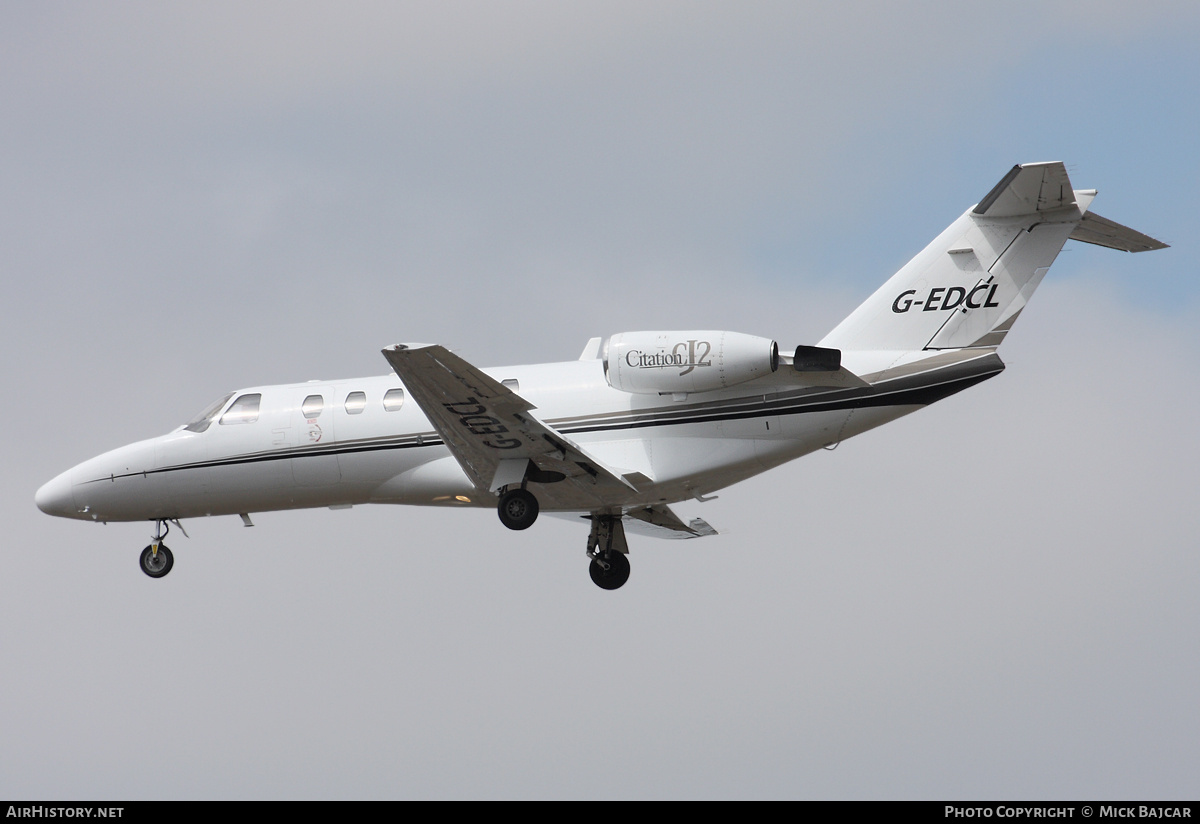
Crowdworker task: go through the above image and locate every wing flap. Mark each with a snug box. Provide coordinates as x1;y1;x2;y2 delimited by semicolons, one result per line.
549;505;718;540
623;505;718;539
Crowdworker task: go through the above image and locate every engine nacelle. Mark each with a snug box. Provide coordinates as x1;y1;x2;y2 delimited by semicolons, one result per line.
604;331;779;395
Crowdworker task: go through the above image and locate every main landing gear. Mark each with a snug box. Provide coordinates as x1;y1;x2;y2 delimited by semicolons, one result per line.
139;519;179;579
495;488;631;590
587;514;630;591
497;487;539;530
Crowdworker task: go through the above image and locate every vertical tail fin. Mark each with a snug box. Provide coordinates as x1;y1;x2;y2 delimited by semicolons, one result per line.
819;162;1166;353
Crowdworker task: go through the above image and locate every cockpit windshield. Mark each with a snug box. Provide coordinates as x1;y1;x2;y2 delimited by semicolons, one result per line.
183;392;235;433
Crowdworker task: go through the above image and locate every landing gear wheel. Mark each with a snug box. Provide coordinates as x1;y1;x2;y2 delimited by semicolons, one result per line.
497;488;539;530
589;551;630;590
140;544;174;578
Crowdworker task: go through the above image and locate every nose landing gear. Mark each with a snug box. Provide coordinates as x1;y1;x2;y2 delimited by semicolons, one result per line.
140;544;174;578
139;519;179;579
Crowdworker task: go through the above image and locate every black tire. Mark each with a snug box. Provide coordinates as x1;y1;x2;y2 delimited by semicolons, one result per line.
497;489;539;530
589;551;630;590
139;544;174;578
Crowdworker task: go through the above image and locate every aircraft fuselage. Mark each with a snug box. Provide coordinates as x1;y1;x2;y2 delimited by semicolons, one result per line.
36;352;990;524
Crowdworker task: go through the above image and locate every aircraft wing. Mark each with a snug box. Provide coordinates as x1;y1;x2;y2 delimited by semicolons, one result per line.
381;344;638;502
622;505;718;539
552;505;718;539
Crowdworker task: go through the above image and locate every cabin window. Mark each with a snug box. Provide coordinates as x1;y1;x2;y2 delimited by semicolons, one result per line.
344;392;367;415
183;392;235;433
383;388;405;412
219;393;262;425
302;394;324;419
502;379;519;391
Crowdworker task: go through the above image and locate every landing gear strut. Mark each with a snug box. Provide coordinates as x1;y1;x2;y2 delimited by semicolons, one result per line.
497;488;539;530
140;519;174;579
587;514;630;590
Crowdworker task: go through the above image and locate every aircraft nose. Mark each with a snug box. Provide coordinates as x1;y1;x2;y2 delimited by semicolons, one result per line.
35;470;76;518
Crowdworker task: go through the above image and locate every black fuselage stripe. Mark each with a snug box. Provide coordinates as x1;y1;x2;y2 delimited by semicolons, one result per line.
85;367;999;484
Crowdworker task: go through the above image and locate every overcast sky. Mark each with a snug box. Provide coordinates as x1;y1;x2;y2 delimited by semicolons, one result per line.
3;1;1198;799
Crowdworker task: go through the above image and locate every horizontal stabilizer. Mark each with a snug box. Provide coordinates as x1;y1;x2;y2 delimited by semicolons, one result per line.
973;162;1075;217
1070;211;1168;253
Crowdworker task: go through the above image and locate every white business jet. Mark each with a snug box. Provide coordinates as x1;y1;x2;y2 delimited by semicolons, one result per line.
36;162;1166;589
